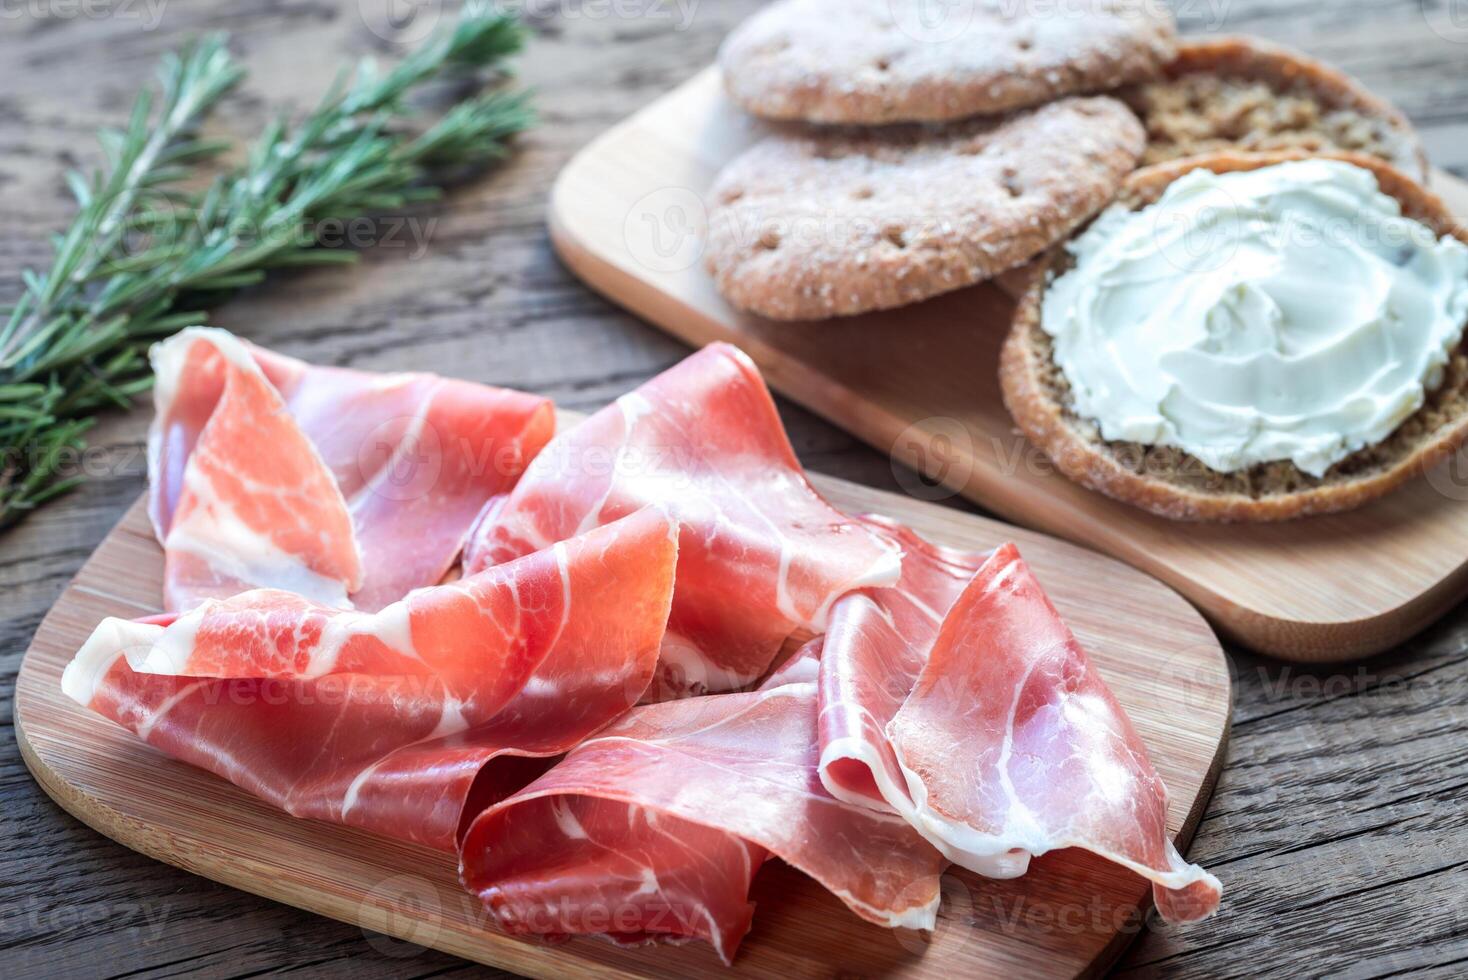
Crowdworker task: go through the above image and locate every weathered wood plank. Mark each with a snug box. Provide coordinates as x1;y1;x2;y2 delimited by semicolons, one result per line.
2;1;1466;977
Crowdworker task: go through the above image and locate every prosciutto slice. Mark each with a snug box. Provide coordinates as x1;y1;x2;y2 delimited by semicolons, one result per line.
62;508;678;850
251;344;554;611
817;516;989;815
148;329;362;611
150;328;554;612
465;343;900;695
460;662;946;965
885;544;1222;923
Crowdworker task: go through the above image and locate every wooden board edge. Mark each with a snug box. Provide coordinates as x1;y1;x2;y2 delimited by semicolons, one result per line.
1211;562;1468;663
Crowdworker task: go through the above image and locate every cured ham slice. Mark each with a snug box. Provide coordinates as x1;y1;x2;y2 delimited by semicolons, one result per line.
251;345;554;611
465;342;900;695
885;544;1222;923
149;328;554;612
63;508;678;850
817;517;989;815
460;665;946;965
148;329;362;611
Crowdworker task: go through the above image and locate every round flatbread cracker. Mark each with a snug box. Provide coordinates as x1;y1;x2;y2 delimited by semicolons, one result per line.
719;0;1177;124
704;96;1146;321
1124;35;1428;180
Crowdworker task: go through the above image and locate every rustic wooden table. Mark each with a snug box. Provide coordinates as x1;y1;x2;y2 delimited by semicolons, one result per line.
2;2;1466;977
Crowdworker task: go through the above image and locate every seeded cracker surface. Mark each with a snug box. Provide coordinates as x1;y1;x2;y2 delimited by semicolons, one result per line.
1000;152;1468;523
719;0;1178;125
706;97;1146;321
1125;36;1427;180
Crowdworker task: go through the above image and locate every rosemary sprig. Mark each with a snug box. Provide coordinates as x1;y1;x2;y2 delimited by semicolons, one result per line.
0;35;240;520
0;10;533;529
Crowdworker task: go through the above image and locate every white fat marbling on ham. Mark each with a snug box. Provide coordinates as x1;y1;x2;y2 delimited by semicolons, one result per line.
61;619;164;706
148;328;554;614
813;522;1221;919
816;516;989;815
883;544;1222;922
149;329;364;613
461;668;945;965
552;796;591;840
465;343;900;695
64;509;678;852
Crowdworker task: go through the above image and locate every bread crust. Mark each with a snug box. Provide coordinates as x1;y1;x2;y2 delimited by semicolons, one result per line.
1000;151;1468;523
719;0;1177;125
1128;35;1428;181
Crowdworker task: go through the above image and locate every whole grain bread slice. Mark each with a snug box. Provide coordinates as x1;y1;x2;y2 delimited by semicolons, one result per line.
1000;151;1468;523
1124;35;1428;181
705;96;1145;321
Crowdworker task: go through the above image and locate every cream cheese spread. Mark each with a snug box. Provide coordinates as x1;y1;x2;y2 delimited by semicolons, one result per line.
1040;159;1468;477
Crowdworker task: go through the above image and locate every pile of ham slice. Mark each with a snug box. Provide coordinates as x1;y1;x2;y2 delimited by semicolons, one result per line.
64;328;1220;964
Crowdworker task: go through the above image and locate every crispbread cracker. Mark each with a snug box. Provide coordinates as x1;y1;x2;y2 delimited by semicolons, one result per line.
1000;151;1468;523
1125;36;1428;180
719;0;1177;125
705;96;1145;321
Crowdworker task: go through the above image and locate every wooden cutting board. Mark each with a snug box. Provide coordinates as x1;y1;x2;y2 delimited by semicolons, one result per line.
549;66;1468;663
18;476;1230;979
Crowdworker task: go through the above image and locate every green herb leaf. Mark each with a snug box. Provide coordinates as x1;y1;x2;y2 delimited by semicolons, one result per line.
0;10;532;530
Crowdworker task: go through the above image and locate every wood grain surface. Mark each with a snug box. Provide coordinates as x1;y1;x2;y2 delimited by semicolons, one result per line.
548;65;1468;665
16;483;1229;979
2;2;1467;978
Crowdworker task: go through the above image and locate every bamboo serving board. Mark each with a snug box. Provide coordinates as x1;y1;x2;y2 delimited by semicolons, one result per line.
18;477;1230;979
549;67;1468;663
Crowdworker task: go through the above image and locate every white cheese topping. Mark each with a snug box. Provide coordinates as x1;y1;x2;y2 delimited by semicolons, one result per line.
1041;159;1468;477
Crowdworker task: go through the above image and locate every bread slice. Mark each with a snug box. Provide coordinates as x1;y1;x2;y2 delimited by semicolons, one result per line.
705;97;1144;321
1124;36;1428;182
1000;151;1468;523
718;0;1177;125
